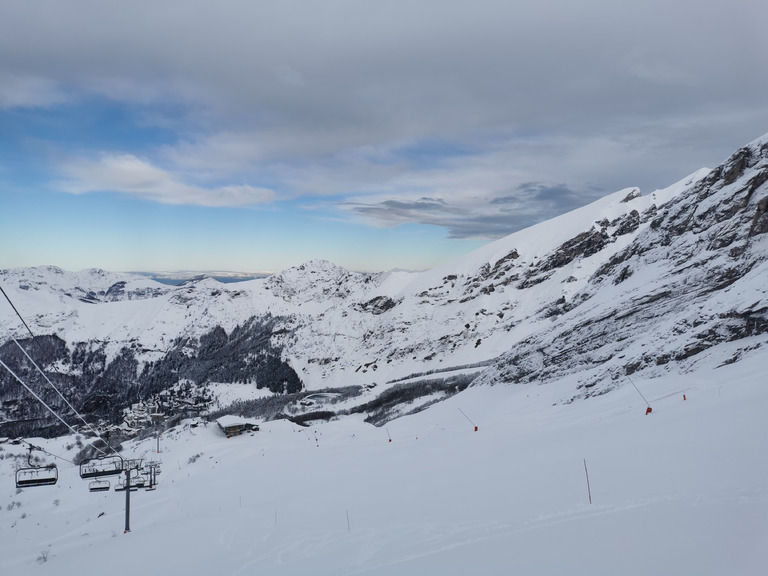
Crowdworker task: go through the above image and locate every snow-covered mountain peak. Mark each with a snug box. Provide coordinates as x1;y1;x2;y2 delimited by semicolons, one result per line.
0;266;169;305
745;130;768;150
265;259;370;304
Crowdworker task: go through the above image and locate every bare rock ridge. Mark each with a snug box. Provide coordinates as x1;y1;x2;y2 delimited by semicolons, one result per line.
479;136;768;397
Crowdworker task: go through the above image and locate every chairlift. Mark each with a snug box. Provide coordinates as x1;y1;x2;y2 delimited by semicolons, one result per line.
15;445;58;488
114;475;139;492
89;479;111;492
16;464;58;488
80;455;123;479
140;462;160;491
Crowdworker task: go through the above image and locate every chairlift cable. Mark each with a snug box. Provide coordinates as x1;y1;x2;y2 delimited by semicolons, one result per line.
21;439;75;465
0;357;83;439
0;283;39;349
8;335;111;456
2;284;141;528
1;282;116;456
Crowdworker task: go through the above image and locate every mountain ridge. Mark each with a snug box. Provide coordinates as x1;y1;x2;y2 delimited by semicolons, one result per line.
1;133;767;433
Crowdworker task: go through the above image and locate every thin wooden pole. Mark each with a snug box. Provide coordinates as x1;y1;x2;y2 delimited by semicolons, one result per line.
583;459;592;504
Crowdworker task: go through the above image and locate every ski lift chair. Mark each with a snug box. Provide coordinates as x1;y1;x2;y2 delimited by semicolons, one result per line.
79;455;123;479
89;479;111;492
114;479;139;492
15;445;58;488
16;464;58;488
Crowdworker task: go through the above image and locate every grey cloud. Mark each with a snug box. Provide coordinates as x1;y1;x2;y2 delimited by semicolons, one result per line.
2;2;766;141
1;1;768;229
347;200;548;240
494;182;589;210
348;197;458;225
444;215;545;240
377;197;449;211
344;183;601;240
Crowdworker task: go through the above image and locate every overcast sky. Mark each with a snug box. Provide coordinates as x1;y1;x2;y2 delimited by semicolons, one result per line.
1;0;767;274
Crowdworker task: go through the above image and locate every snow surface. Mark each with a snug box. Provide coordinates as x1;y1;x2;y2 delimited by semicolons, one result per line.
1;352;765;575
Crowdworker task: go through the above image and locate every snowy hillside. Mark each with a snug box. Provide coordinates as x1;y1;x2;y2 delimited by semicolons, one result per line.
0;351;765;575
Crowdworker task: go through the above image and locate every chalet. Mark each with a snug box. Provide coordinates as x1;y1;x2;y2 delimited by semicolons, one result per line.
216;415;259;438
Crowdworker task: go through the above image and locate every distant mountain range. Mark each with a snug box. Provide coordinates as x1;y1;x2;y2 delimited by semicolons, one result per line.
2;133;767;436
133;271;272;285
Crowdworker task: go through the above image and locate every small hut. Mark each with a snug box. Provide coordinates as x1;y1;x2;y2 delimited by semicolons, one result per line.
216;415;259;438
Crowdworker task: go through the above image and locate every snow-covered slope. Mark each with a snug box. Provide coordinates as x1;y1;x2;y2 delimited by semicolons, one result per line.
0;352;765;575
1;134;767;427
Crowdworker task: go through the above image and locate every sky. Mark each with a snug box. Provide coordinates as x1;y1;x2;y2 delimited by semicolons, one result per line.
1;0;767;274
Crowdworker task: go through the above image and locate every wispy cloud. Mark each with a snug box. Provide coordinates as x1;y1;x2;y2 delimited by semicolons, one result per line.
0;73;71;109
58;153;275;207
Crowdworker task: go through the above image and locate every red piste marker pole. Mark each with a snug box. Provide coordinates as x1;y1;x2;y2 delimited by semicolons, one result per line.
627;376;653;415
457;408;478;431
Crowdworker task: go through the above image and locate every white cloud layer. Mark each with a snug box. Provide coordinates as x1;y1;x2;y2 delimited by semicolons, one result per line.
59;154;274;207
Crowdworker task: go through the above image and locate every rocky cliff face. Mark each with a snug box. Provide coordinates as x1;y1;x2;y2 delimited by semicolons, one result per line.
477;136;768;397
2;135;767;433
